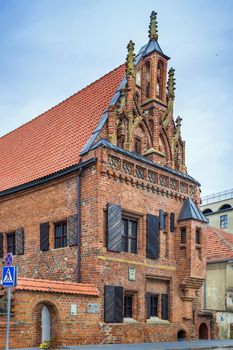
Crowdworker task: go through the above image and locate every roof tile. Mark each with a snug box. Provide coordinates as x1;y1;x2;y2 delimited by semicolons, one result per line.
15;278;99;296
206;227;233;262
0;64;125;192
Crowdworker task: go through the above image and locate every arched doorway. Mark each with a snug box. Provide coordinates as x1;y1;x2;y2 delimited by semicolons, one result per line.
177;329;186;341
199;322;209;339
41;305;51;343
32;300;60;347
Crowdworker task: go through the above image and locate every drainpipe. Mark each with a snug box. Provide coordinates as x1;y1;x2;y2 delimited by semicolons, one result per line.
77;170;82;283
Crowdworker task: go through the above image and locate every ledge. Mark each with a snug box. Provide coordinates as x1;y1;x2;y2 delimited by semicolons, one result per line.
146;317;170;324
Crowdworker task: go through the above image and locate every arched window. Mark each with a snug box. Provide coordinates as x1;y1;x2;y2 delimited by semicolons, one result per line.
156;60;164;100
136;70;141;87
145;61;151;98
219;204;231;211
202;209;213;215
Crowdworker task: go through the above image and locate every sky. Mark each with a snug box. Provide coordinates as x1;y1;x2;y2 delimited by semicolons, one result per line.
0;0;233;197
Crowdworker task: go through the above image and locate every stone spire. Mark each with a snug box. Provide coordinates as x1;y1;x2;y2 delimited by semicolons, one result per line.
167;68;176;100
148;11;158;40
126;40;135;77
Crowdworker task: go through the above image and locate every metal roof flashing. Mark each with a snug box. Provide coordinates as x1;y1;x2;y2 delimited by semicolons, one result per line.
178;197;208;223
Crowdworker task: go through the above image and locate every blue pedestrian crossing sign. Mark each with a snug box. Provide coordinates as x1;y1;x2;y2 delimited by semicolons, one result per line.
1;266;17;287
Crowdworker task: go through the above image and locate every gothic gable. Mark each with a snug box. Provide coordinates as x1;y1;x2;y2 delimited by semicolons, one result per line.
106;12;186;173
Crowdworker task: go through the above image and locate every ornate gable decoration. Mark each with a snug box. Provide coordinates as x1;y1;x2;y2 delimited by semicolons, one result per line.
107;12;186;173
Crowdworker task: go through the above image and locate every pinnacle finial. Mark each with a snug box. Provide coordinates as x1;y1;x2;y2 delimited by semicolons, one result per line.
126;40;135;77
149;11;158;40
175;116;182;137
167;68;176;100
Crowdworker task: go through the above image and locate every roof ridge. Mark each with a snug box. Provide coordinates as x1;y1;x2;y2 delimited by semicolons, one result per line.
0;63;125;140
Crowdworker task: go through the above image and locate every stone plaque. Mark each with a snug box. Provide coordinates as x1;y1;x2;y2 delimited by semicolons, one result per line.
87;303;100;314
70;303;77;316
128;267;136;281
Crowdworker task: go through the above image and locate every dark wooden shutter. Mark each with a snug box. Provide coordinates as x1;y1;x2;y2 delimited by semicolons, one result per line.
146;214;160;259
115;286;124;323
146;292;151;319
0;233;3;258
162;294;169;320
159;209;165;230
40;222;49;251
15;228;24;255
104;285;123;323
170;212;175;232
67;215;78;246
107;203;122;252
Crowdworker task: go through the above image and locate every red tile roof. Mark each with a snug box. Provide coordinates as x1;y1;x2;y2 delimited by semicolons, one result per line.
15;278;99;296
206;226;233;262
0;64;125;193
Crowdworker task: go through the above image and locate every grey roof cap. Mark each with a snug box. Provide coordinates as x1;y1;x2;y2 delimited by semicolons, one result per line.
178;197;208;223
135;39;170;64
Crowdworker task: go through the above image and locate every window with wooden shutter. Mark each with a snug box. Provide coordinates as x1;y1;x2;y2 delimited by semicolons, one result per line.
16;228;24;255
170;212;175;232
67;215;78;246
159;209;165;230
162;294;169;320
104;285;123;323
0;233;3;258
107;203;122;252
7;233;16;255
54;222;67;248
146;214;160;259
40;222;50;251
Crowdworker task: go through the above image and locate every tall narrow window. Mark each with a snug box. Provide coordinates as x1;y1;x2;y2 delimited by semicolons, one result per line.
121;218;137;254
150;294;158;317
196;228;201;245
145;61;151;98
180;227;186;244
7;232;16;255
135;137;142;154
136;70;141;87
220;215;228;229
124;295;133;318
156;60;164;100
54;221;67;248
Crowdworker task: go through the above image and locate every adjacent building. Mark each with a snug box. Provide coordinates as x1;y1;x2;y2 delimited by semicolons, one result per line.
206;227;233;338
0;12;214;348
201;189;233;233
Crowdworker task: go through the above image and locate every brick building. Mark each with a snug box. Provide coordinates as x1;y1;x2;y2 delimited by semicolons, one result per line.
0;12;214;348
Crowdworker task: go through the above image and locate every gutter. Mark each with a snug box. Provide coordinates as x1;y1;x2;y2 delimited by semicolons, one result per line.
207;259;233;264
0;157;96;198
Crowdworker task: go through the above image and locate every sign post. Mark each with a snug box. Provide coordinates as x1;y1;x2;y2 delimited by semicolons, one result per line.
1;253;17;350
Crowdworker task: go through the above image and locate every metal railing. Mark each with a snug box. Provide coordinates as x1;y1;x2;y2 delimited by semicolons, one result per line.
201;188;233;205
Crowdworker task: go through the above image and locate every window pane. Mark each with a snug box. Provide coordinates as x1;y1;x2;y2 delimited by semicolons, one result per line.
124;296;132;318
55;225;62;238
196;229;201;245
150;295;158;317
181;227;186;244
7;233;16;255
128;221;137;238
220;215;228;229
128;238;137;254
